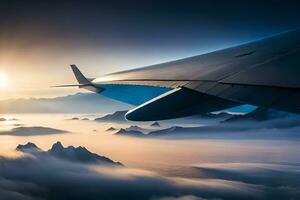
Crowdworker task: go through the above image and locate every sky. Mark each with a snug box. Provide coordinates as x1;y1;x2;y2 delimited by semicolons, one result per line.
0;0;300;100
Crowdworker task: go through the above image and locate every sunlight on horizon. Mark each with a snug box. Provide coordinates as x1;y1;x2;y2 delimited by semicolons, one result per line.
0;71;8;89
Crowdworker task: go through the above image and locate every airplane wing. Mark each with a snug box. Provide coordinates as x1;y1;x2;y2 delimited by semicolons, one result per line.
68;29;300;121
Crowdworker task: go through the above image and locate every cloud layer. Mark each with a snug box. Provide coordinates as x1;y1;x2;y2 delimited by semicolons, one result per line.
0;145;299;200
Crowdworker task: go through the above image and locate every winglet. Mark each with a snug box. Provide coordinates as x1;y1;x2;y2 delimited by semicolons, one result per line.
70;64;90;84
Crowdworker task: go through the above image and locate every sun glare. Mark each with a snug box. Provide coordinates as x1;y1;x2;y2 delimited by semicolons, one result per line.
0;72;8;89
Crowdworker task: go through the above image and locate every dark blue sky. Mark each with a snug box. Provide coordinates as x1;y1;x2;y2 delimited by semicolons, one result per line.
2;0;300;52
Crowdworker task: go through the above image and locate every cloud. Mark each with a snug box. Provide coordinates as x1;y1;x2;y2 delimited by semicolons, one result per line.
0;151;266;200
190;163;300;199
0;126;67;136
0;177;45;200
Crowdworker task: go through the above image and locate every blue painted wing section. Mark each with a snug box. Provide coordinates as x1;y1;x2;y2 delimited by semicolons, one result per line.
98;84;171;106
224;105;257;113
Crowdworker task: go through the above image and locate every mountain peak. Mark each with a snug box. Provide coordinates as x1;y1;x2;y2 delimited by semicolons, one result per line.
115;128;145;137
150;122;160;127
16;142;41;152
48;142;123;166
95;111;128;122
106;127;117;131
51;141;64;152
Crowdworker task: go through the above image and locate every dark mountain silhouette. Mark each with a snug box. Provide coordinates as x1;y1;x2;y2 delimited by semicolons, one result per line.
69;117;79;120
48;142;123;165
68;117;90;121
106;127;117;131
150;122;160;127
16;142;41;152
183;112;235;121
125;125;151;132
223;108;295;123
114;128;145;137
202;112;235;119
95;110;128;122
0;93;130;113
16;142;123;166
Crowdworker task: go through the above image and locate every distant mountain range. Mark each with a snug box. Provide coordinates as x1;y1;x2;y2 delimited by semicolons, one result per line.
0;126;67;136
112;108;300;139
95;110;236;123
0;93;130;113
17;141;123;166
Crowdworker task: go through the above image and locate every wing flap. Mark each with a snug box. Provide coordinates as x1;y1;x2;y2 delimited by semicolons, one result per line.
125;87;240;121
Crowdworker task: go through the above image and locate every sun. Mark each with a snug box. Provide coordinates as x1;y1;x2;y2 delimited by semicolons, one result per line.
0;72;8;89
